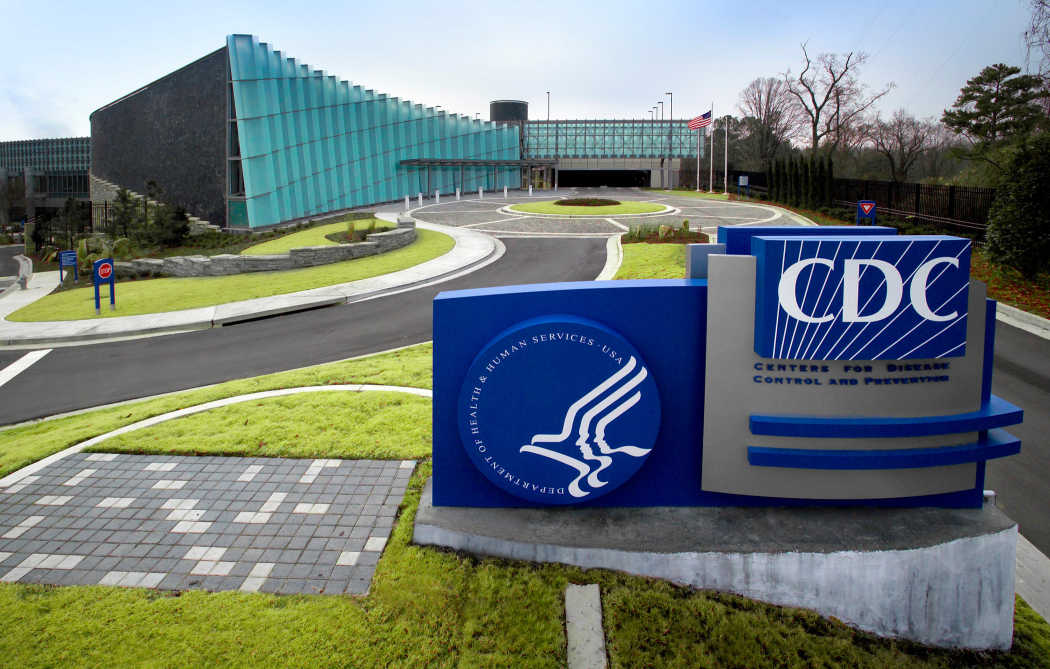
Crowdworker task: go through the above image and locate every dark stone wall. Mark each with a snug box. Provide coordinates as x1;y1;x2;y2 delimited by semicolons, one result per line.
91;47;227;225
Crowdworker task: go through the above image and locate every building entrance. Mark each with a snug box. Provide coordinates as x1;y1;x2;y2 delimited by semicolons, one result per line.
557;170;650;188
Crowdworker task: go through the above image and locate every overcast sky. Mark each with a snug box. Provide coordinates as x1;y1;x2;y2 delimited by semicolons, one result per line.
0;0;1033;141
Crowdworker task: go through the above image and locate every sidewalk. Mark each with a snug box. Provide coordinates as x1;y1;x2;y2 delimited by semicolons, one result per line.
0;221;497;347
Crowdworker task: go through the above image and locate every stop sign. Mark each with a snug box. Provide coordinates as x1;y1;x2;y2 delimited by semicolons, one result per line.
97;263;113;279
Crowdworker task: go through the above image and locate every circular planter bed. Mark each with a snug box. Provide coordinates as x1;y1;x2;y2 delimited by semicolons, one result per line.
506;199;671;217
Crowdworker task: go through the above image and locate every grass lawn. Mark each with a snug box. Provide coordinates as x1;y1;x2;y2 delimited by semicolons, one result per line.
0;343;434;478
94;391;432;461
1;342;1049;667
614;243;685;280
242;219;393;256
509;200;666;216
8;229;454;322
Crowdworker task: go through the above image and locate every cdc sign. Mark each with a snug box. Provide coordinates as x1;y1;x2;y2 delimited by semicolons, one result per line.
753;236;971;361
433;227;1021;509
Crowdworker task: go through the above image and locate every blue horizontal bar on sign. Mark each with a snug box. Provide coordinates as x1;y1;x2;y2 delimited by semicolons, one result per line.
747;429;1021;470
749;396;1022;438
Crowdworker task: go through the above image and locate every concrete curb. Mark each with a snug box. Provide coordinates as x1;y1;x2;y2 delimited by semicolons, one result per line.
0;384;432;488
0;222;496;347
0;255;32;301
595;235;623;281
996;302;1050;342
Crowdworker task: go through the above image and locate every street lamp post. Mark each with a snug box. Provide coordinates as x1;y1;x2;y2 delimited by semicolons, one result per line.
657;102;665;188
666;92;673;189
547;92;550;121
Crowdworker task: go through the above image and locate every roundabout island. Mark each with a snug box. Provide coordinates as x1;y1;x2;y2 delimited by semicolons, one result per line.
506;197;671;217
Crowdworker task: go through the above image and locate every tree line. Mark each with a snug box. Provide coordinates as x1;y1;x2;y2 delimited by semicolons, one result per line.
717;43;1046;188
713;1;1050;281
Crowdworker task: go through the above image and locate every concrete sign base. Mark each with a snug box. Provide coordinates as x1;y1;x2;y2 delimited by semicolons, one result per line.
413;478;1017;651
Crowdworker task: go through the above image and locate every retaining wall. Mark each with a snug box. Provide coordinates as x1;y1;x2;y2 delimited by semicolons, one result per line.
115;224;415;278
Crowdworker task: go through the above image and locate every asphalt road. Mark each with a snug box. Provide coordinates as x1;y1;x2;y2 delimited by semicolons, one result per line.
0;236;607;425
986;321;1050;557
0;244;23;289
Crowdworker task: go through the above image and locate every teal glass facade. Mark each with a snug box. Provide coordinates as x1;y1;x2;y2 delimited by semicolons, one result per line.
523;120;702;160
227;35;520;228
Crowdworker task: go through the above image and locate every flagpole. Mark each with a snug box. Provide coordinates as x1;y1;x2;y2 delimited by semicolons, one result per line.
723;115;728;195
695;123;701;192
708;102;714;193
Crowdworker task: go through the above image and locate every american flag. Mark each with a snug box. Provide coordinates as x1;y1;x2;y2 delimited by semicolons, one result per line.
688;111;712;129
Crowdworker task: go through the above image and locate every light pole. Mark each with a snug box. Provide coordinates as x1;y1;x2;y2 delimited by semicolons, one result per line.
666;92;673;189
658;101;663;120
547;92;550;121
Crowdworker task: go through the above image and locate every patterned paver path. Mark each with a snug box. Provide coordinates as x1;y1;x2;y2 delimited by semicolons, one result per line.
0;453;413;595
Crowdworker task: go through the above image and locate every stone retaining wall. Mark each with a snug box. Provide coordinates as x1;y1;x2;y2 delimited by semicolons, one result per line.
115;223;415;278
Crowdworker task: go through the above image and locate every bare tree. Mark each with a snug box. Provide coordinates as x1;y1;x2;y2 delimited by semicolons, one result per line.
1025;0;1050;77
783;43;894;152
918;124;962;181
870;110;933;183
735;77;805;166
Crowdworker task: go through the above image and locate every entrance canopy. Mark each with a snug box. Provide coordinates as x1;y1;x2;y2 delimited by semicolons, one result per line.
399;158;559;168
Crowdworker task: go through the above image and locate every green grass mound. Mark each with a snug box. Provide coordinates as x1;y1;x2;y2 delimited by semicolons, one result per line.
8;229;454;322
242;218;392;256
92;391;431;460
614;243;686;280
508;200;666;216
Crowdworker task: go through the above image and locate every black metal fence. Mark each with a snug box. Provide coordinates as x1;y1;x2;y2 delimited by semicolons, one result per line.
724;172;996;239
827;179;996;237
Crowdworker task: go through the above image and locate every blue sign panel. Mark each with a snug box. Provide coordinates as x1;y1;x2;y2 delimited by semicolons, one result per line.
857;200;877;224
753;236;971;361
457;315;661;504
58;250;78;283
717;225;895;256
93;258;116;314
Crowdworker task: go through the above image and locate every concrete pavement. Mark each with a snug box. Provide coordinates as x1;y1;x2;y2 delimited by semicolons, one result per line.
0;222;496;347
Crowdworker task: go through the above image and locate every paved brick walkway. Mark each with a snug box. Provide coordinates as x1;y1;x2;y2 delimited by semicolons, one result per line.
0;453;414;596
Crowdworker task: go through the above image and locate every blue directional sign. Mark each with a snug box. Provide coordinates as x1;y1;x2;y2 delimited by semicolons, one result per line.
857;200;877;225
93;258;116;314
58;250;78;284
752;235;972;361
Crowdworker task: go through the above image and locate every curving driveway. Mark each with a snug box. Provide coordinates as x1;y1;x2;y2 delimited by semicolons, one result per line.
410;186;811;237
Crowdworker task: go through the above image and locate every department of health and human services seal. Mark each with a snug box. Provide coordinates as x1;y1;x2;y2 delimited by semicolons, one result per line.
457;315;661;504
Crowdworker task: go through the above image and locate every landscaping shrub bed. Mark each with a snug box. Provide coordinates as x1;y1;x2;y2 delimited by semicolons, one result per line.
555;198;620;207
622;220;708;244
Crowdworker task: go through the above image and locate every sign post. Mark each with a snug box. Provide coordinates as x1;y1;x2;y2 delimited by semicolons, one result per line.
737;175;749;199
857;200;877;225
93;258;115;315
58;250;78;284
